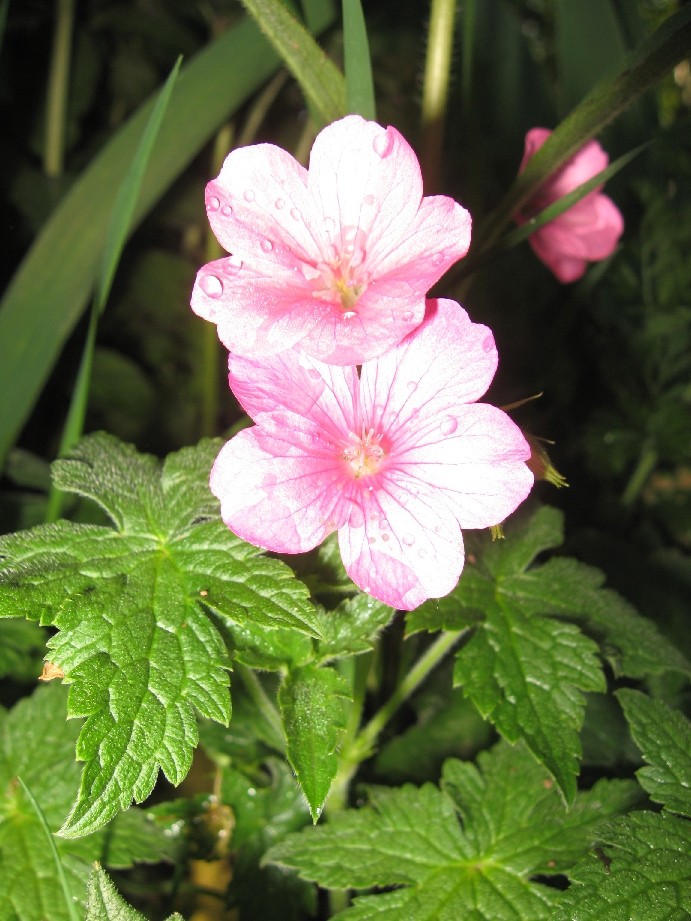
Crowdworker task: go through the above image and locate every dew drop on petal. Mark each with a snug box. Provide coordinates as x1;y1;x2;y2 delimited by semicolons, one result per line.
402;533;415;547
401;310;414;322
368;536;376;544
290;207;302;221
221;205;233;216
440;415;458;435
260;239;273;253
364;193;376;206
200;274;223;298
407;381;418;392
432;252;445;266
342;311;357;320
373;129;394;158
301;264;321;281
306;367;322;381
243;189;255;202
207;196;221;212
224;255;243;275
381;533;390;541
275;197;285;210
418;548;428;560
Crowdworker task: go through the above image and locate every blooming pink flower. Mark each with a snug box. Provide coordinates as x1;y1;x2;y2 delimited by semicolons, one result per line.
210;299;533;610
191;115;472;365
516;128;624;283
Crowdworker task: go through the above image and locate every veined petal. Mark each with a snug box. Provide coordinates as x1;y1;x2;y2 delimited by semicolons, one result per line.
338;476;464;609
307;115;422;253
397;403;533;529
210;430;349;554
360;298;498;443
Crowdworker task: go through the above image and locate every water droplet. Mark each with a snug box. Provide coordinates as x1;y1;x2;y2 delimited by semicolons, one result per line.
221;204;233;216
275;197;285;210
407;381;418;392
243;189;255;202
432;252;445;266
201;274;223;298
260;239;273;253
401;310;414;322
290;207;302;221
324;216;336;234
399;492;409;506
207;195;221;211
434;524;443;535
381;533;390;541
483;333;494;352
342;311;357;320
224;255;243;275
368;536;376;544
440;416;458;435
402;533;415;547
373;130;394;158
301;264;321;281
364;193;376;206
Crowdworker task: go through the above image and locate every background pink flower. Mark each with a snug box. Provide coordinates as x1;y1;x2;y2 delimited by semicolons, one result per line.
210;299;533;610
516;128;624;283
191;115;471;365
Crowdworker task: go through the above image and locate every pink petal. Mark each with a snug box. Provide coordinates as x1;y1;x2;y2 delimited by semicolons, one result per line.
360;298;498;443
210;430;349;554
394;403;533;529
307;115;423;255
338;476;465;610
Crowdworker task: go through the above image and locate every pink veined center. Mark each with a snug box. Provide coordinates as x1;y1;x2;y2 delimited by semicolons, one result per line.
311;226;370;316
342;427;385;478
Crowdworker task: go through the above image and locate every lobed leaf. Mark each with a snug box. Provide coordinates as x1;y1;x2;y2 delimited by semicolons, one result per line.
267;741;637;921
86;864;184;921
616;689;691;818
0;434;320;837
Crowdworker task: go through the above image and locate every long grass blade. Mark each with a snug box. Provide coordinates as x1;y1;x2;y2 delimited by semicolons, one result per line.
343;0;376;119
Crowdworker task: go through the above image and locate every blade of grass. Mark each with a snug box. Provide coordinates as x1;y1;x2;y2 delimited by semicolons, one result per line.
0;2;338;470
17;778;80;921
342;0;375;119
420;0;458;191
44;0;75;177
239;0;346;125
45;59;182;522
475;4;691;254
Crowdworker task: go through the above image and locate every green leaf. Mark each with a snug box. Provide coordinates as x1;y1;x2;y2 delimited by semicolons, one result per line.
343;0;376;119
0;434;320;837
0;685;174;921
0;618;46;680
316;594;394;660
86;864;185;921
555;811;691;921
239;0;346;125
0;5;338;468
267;741;638;921
454;599;605;803
279;665;350;820
616;689;691;817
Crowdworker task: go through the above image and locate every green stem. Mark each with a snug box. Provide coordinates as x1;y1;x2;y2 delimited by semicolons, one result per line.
44;0;75;177
622;443;658;507
420;0;457;191
235;663;285;751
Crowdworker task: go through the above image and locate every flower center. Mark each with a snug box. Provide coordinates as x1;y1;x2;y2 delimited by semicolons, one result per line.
311;226;369;314
343;427;385;478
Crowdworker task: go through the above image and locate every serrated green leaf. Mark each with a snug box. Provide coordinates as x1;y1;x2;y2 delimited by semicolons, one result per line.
617;690;691;818
0;618;46;679
86;864;185;921
501;556;691;678
316;594;394;660
267;741;638;921
0;434;320;837
240;0;346;125
279;665;350;820
454;598;605;803
0;685;173;921
555;811;691;921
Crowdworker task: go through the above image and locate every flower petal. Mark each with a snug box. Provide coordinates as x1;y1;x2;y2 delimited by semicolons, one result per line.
396;403;534;529
210;430;349;554
338;476;464;609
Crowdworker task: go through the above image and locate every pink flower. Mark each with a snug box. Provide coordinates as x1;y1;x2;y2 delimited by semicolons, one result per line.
516;128;624;283
210;299;533;610
191;115;472;365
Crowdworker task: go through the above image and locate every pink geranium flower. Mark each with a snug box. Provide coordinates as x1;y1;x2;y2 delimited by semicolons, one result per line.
516;128;624;283
210;299;533;610
191;115;472;365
